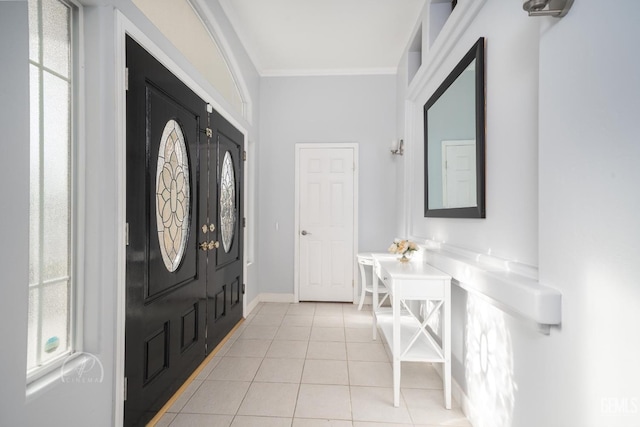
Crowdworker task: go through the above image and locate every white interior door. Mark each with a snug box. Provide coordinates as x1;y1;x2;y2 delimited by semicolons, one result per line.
297;145;355;301
442;140;477;208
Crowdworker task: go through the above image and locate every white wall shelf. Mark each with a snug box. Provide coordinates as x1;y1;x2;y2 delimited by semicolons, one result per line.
421;241;562;328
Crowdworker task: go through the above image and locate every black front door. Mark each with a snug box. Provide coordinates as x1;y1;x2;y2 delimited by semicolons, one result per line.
125;36;208;426
206;111;244;350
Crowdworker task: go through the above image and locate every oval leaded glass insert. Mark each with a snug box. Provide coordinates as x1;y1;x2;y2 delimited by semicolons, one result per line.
156;119;190;272
220;151;236;253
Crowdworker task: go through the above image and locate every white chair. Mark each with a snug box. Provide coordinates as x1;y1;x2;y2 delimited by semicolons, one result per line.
357;253;388;310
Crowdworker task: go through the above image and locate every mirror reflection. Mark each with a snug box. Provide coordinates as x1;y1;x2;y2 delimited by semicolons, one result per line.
424;38;485;218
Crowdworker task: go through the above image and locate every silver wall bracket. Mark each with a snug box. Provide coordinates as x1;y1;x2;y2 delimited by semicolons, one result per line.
523;0;574;17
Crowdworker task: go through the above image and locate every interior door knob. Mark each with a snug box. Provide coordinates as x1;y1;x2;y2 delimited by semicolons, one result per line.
301;230;311;236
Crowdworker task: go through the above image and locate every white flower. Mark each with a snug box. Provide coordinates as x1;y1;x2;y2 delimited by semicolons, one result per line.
388;239;418;255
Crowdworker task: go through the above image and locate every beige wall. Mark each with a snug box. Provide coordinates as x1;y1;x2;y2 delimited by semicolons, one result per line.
132;0;243;113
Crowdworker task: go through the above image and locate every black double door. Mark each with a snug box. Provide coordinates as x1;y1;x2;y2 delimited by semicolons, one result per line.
124;36;244;427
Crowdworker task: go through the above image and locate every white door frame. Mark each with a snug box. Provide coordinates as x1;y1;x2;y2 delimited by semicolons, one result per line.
294;142;359;304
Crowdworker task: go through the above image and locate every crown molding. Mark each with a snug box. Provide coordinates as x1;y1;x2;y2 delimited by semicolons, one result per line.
260;67;398;77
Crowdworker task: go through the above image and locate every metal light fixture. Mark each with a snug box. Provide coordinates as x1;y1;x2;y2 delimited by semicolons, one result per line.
523;0;574;17
390;139;404;156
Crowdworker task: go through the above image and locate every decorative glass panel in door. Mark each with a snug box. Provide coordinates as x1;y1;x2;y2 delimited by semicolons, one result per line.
156;119;190;272
220;151;235;253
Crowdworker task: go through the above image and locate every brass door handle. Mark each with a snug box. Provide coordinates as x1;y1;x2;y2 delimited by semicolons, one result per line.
207;240;220;250
199;242;209;251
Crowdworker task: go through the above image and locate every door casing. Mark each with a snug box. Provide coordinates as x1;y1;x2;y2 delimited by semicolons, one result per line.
294;142;359;304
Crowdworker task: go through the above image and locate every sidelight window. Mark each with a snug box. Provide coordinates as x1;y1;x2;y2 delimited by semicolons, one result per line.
27;0;80;380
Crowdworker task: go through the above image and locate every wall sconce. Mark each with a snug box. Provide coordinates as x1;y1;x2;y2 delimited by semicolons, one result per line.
523;0;573;17
390;139;404;156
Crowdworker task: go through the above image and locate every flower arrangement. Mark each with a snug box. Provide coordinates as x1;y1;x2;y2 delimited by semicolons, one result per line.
388;239;418;262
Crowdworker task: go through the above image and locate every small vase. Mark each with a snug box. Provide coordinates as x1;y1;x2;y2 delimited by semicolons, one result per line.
399;253;412;263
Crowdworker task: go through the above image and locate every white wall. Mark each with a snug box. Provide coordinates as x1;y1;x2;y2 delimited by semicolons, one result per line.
0;0;260;425
0;2;39;425
398;1;640;426
536;1;640;425
259;75;398;295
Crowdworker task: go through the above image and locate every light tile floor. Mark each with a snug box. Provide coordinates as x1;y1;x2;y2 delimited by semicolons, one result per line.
156;302;471;427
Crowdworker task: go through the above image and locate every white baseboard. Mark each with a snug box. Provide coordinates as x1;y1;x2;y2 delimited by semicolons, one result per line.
452;378;474;426
259;293;296;303
245;293;297;317
245;295;261;316
433;363;474;426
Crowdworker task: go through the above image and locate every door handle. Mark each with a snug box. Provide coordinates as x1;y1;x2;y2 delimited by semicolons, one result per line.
208;240;220;250
301;230;311;236
199;242;209;251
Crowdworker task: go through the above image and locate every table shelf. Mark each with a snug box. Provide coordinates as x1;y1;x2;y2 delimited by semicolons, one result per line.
376;310;444;362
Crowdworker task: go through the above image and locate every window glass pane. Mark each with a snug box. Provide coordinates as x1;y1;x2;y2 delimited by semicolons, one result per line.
29;64;41;285
42;0;70;77
42;72;70;281
39;281;70;364
28;0;74;376
28;0;40;62
27;288;40;371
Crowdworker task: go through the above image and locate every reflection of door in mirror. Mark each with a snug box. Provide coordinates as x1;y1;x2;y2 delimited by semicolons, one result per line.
442;140;476;208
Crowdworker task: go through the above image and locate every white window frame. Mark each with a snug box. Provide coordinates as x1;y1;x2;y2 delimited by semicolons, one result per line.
26;0;85;387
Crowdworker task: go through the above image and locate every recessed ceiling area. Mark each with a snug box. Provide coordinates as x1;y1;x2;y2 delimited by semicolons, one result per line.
216;0;427;76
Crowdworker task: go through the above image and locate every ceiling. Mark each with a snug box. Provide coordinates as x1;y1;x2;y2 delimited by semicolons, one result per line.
216;0;427;76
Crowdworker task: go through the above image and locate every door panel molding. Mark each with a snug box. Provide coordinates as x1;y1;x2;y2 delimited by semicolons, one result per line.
294;143;359;303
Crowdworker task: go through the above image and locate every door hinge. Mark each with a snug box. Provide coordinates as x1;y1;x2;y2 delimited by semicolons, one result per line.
124;377;127;401
242;217;246;228
124;67;128;91
125;223;129;246
243;150;247;161
205;128;213;138
242;283;245;294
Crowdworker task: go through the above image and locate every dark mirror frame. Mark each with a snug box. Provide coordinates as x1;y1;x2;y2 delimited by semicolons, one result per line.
423;37;485;218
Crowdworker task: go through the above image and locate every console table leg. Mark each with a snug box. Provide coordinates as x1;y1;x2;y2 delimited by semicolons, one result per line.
393;357;401;407
372;275;378;340
444;287;452;409
393;293;401;407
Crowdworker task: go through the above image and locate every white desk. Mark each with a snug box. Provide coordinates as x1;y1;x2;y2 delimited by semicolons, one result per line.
372;255;452;408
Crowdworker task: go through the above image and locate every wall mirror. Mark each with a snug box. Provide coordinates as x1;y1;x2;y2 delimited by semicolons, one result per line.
424;37;485;218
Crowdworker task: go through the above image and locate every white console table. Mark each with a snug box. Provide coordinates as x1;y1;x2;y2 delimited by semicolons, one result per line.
372;254;452;408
